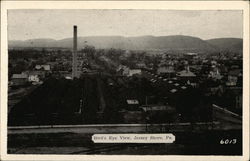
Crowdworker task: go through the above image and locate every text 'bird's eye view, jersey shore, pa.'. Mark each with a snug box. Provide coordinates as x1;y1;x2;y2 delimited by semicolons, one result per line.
1;1;249;161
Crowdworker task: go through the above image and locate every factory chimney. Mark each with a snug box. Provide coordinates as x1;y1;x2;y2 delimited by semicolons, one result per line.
72;25;78;78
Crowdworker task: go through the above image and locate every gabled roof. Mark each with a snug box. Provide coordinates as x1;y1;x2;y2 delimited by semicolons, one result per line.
177;70;196;77
170;89;177;93
174;83;179;86
140;105;167;111
181;86;187;89
127;99;139;105
35;65;50;71
12;73;28;79
168;80;173;84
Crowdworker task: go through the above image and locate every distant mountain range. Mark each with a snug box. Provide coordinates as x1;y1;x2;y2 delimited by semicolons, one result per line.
9;35;243;52
206;38;243;52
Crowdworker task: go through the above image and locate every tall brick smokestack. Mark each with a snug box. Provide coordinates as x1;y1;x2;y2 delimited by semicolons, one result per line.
72;25;78;78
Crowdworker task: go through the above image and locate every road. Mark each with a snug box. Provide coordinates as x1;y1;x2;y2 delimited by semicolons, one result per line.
8;121;232;134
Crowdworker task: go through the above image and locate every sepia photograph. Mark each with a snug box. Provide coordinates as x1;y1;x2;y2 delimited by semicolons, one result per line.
1;1;249;161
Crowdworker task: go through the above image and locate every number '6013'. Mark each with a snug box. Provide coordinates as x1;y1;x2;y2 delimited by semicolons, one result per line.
220;139;237;144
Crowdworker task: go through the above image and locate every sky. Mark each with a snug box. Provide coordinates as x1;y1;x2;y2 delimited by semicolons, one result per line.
8;10;243;41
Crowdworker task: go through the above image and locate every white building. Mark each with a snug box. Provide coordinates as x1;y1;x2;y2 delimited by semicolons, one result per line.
116;65;130;76
127;99;139;105
35;65;50;71
28;74;40;82
129;69;142;77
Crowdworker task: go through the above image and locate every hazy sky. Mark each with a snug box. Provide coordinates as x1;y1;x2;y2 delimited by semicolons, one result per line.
8;10;243;41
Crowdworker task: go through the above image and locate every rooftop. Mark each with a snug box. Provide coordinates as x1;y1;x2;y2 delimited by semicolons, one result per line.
12;73;28;79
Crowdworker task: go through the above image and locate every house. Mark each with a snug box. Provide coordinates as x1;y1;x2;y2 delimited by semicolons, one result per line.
184;53;198;59
116;65;130;76
208;67;223;80
211;60;217;66
129;69;142;77
11;73;28;85
28;74;39;82
127;99;139;105
177;66;196;78
157;66;175;75
140;105;167;112
126;99;140;111
159;60;174;67
226;69;242;86
28;70;46;79
35;65;51;71
170;89;178;93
